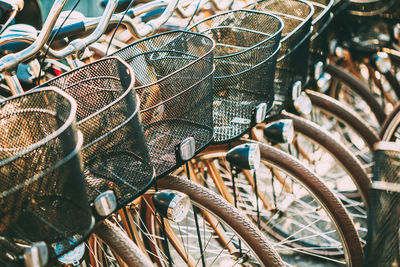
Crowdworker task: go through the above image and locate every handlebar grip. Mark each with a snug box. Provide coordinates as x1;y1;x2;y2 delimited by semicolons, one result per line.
50;20;86;40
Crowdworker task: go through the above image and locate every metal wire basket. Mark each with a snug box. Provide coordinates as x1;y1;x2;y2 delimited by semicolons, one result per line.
348;0;397;16
37;57;155;211
189;10;283;143
247;0;314;113
305;0;334;80
0;88;93;258
113;30;215;176
365;141;400;266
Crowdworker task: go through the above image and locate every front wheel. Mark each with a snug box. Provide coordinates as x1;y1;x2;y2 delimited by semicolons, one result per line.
191;140;364;266
126;175;284;266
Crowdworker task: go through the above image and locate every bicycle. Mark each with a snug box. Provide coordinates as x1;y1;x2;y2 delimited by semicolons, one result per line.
181;6;364;266
0;87;150;266
34;32;285;266
1;2;286;265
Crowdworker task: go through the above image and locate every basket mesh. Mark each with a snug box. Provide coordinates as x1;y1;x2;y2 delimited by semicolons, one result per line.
0;88;93;257
306;0;334;80
365;142;400;266
189;10;282;142
36;57;154;210
247;0;314;113
113;31;215;176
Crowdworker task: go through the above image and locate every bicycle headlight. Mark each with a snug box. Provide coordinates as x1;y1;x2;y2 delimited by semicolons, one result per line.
314;61;324;80
316;73;332;93
226;143;260;170
153;190;190;223
252;102;267;124
264;119;294;144
394;24;400;40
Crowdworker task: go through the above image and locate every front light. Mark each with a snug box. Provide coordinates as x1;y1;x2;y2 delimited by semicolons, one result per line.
226;143;261;170
153;190;190;223
264;119;294;144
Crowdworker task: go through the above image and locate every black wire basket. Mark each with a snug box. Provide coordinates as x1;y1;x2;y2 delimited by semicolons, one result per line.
306;0;334;80
0;88;94;259
247;0;314;113
189;10;283;143
342;0;399;53
365;141;400;266
113;30;215;176
36;57;155;211
348;0;397;16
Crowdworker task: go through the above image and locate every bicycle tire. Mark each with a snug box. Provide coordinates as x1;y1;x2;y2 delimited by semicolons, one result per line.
326;63;386;125
273;111;371;207
307;89;379;150
257;141;364;266
155;175;285;266
91;219;154;266
194;140;364;266
380;103;400;141
129;175;284;266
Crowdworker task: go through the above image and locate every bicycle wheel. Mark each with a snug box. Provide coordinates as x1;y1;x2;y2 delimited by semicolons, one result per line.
270;111;371;207
380;105;400;142
189;140;363;266
326;63;386;129
56;219;153;266
306;89;378;172
380;104;400;142
124;175;284;266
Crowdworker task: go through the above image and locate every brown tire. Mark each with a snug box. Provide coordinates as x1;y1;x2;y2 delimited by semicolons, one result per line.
195;140;364;266
273;111;371;207
92;219;154;266
326;63;386;125
156;175;285;267
307;89;379;150
255;141;364;267
380;103;400;141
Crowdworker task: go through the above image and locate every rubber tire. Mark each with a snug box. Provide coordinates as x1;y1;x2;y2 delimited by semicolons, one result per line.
197;140;364;266
272;111;371;207
307;89;379;150
256;141;364;267
380;103;400;140
92;219;154;266
156;174;285;267
326;63;386;125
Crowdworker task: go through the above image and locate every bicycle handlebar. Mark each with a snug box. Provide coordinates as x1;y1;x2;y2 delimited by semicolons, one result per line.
48;0;118;58
0;0;67;73
0;0;178;61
